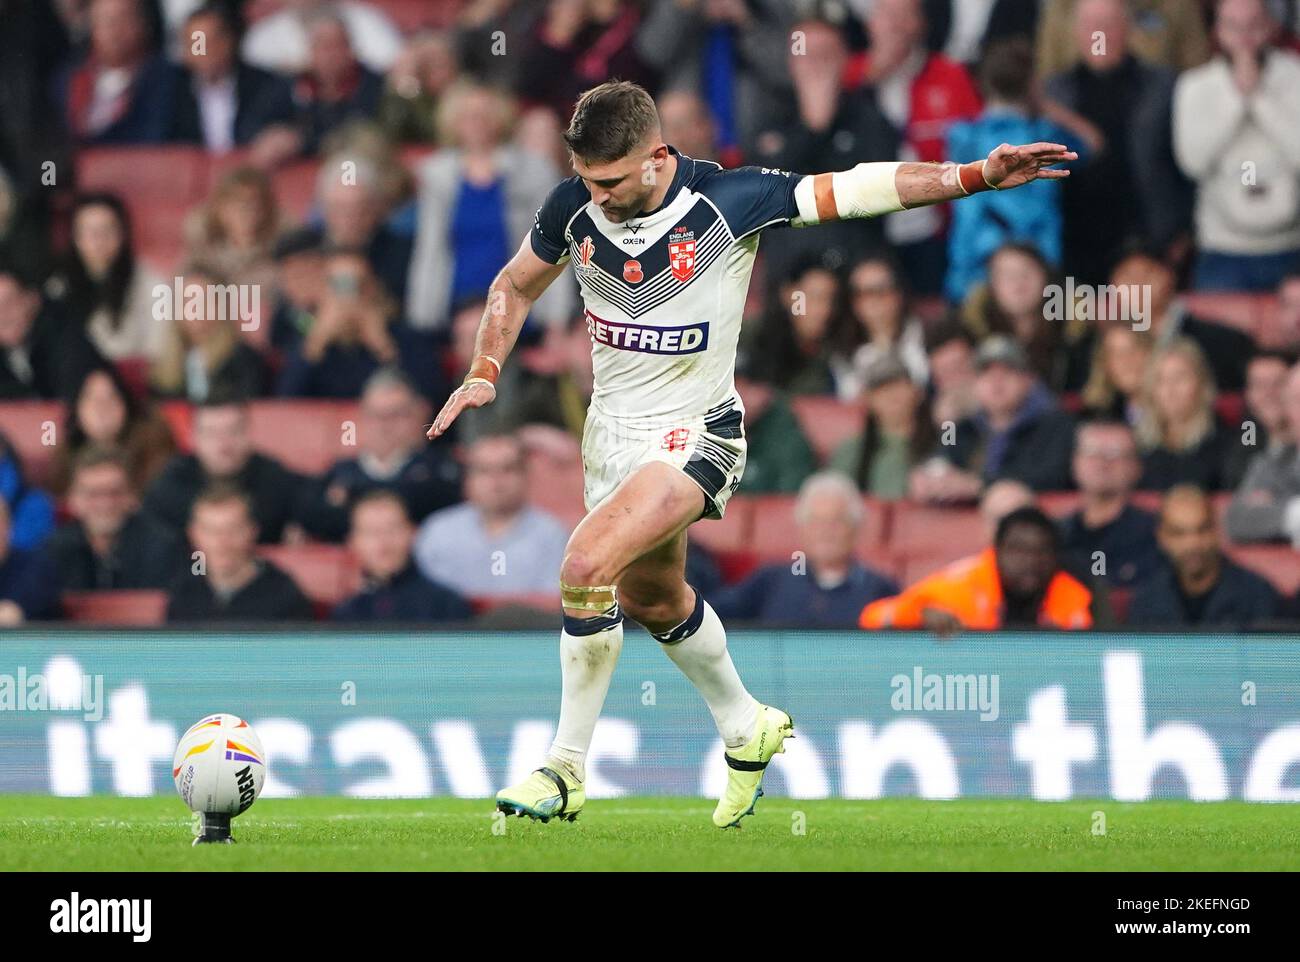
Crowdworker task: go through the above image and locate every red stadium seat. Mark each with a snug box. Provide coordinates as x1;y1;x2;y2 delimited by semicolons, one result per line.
690;495;753;555
858;496;892;552
372;0;444;31
257;544;361;607
471;593;561;614
77;146;209;206
1108;586;1134;625
1215;393;1245;427
746;495;800;563
246;400;359;474
130;200;192;267
113;357;151;403
272;159;321;222
713;550;760;584
206;148;255;185
895;548;970;586
243;0;282;25
1222;544;1300;595
746;493;889;565
0;400;65;487
789;395;864;463
62;590;168;626
889;502;986;560
138;238;184;273
866;553;903;585
1038;491;1081;518
1130;490;1164;513
400;145;437;172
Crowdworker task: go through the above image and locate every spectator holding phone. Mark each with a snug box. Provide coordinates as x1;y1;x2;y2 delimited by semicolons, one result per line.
275;246;441;400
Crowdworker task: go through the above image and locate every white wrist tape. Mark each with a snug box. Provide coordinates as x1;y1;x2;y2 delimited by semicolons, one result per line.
792;162;904;226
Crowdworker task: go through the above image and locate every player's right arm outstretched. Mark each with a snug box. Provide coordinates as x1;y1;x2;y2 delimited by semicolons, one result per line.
427;238;566;439
790;142;1078;226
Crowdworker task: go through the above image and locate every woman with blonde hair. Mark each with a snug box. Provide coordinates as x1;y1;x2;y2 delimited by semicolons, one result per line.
149;263;267;402
1136;337;1232;491
405;80;571;330
184;166;283;346
1080;323;1155;423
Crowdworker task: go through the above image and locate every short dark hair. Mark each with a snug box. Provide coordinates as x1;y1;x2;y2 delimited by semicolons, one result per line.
1248;347;1298;368
924;318;975;355
70;445;132;482
350;488;412;525
978;37;1035;102
191;481;254;522
995;506;1060;552
1111;240;1172;273
0;256;38;290
195;389;249;414
184;0;244;42
1075;417;1135;446
849;249;908;292
563;81;660;163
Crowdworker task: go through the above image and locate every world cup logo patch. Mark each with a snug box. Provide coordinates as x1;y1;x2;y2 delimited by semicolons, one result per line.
662;428;691;453
577;235;594;268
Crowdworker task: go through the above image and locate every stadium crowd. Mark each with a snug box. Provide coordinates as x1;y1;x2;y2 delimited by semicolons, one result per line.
1;0;1300;631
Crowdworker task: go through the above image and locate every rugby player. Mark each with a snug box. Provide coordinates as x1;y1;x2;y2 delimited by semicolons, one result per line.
429;80;1075;826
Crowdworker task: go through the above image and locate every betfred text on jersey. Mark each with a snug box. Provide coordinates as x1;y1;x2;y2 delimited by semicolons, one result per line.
585;311;709;355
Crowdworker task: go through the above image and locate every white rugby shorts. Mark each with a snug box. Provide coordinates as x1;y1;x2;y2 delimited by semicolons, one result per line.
581;396;747;520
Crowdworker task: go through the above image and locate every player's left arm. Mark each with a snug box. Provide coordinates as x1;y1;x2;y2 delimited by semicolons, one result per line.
790;142;1078;226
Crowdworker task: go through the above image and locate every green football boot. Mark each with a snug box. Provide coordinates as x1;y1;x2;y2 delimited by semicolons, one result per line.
713;704;795;828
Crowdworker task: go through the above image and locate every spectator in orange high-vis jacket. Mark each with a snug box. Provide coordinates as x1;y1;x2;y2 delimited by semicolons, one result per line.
860;507;1095;634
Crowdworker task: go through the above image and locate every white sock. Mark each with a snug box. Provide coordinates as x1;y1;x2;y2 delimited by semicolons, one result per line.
547;613;623;783
656;594;758;749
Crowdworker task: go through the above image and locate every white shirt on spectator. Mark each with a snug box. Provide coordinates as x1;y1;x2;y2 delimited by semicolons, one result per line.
241;2;403;75
195;75;237;153
1173;48;1300;255
86;68;134;136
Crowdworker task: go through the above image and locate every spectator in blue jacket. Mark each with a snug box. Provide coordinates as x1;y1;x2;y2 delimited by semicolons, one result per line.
944;37;1096;303
0;498;60;624
710;471;897;627
0;432;54;552
334;490;471;622
1129;485;1280;628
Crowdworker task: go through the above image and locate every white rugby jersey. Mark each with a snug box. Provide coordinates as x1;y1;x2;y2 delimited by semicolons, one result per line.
530;147;806;422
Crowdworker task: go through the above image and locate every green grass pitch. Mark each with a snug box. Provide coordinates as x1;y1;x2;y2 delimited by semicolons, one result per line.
2;795;1298;871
